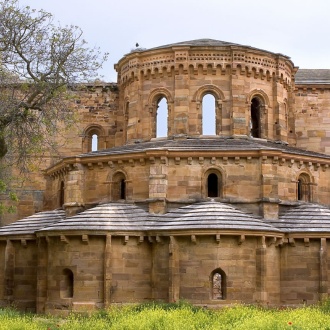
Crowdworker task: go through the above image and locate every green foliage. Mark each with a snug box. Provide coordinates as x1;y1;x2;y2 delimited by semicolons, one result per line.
2;302;330;329
0;179;18;214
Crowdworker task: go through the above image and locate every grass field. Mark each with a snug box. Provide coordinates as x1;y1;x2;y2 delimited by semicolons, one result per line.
1;301;330;329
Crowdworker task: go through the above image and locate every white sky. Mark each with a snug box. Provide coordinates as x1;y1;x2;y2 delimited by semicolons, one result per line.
20;0;330;82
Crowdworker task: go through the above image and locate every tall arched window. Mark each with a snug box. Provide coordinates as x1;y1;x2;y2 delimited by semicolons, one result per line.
250;97;261;138
297;173;311;202
91;134;98;151
156;97;168;138
61;268;74;298
211;268;226;300
112;172;127;201
202;94;216;135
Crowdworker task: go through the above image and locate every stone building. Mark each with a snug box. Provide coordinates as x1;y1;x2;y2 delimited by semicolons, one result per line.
0;39;330;314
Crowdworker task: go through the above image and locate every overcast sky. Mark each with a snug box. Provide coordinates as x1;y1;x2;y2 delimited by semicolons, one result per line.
20;0;330;82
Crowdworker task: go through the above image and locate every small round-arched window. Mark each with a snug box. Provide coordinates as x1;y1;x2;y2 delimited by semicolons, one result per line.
112;172;127;201
205;170;223;198
61;268;74;298
211;268;226;300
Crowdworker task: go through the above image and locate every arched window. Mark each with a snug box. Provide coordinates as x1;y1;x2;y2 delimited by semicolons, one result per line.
211;268;226;300
61;268;74;298
297;173;311;202
202;94;216;135
91;134;98;151
112;172;127;201
156;97;168;137
205;170;222;198
250;97;261;138
59;181;65;207
82;125;104;152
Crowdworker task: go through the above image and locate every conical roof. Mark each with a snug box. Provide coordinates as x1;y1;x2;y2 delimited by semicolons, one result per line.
147;200;280;233
38;203;149;233
270;203;330;233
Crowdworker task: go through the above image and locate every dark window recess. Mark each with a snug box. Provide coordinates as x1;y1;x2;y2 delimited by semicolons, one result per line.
208;173;219;197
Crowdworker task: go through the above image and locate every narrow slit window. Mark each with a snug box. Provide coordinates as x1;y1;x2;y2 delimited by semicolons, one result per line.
120;179;126;200
59;181;65;207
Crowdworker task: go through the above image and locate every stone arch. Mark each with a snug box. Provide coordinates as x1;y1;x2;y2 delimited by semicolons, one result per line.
82;124;106;152
193;85;225;135
203;167;225;199
210;268;227;300
111;170;128;201
147;88;174;138
193;84;225;103
296;171;313;202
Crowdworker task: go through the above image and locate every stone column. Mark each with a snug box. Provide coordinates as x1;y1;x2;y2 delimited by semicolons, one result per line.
103;234;112;308
319;238;328;301
4;239;14;304
168;236;180;302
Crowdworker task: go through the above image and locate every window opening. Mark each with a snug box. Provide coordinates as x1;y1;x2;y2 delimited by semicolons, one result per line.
250;98;261;138
59;181;65;207
156;97;168;137
297;174;311;202
211;269;226;300
207;173;219;197
91;134;98;151
120;179;126;200
61;268;74;298
202;94;216;135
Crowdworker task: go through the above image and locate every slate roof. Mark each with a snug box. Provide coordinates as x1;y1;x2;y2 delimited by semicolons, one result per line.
78;137;330;160
2;201;330;237
131;39;290;59
295;69;330;84
0;209;65;237
37;203;149;233
147;201;280;233
270;204;330;233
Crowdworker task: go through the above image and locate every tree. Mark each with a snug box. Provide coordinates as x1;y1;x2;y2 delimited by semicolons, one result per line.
0;0;108;165
0;0;108;213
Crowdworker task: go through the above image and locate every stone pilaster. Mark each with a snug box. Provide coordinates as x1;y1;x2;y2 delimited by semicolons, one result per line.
169;236;180;302
4;240;14;304
319;238;328;301
255;237;267;304
36;237;48;313
103;234;112;308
